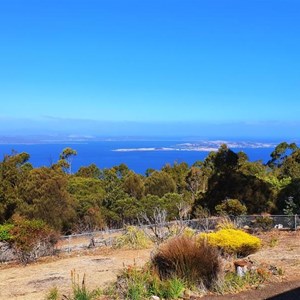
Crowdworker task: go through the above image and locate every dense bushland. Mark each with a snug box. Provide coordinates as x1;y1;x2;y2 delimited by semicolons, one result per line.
0;142;300;234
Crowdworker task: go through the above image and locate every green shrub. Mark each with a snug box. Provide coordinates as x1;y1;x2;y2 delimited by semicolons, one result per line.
114;226;152;249
0;224;14;241
51;270;102;300
70;272;101;300
151;235;221;289
45;287;60;300
215;199;247;216
160;277;185;299
215;270;267;294
200;229;261;257
254;216;273;231
110;264;185;300
114;264;152;299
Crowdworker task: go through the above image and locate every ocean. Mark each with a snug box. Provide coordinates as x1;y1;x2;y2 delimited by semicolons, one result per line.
0;140;275;174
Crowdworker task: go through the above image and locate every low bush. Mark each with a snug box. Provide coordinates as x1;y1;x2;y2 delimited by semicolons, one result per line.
200;229;261;257
114;226;152;249
110;264;185;300
0;224;14;241
9;215;58;264
215;199;247;216
215;270;267;294
254;216;274;231
151;235;221;289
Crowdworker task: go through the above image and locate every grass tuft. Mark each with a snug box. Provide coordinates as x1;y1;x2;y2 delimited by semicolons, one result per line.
114;226;152;249
151;235;221;289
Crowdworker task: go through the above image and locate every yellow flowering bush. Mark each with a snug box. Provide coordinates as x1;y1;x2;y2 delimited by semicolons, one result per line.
199;229;261;257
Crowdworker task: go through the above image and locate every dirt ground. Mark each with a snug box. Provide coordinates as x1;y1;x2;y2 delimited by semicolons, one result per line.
0;230;300;300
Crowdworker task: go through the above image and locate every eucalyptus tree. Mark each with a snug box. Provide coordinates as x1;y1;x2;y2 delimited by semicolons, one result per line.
59;147;77;174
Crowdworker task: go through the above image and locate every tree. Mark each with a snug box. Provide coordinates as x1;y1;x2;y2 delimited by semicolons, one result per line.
123;172;145;200
215;198;247;216
280;149;300;179
186;166;207;202
144;171;176;197
0;151;32;222
67;176;106;231
19;167;75;231
268;142;298;168
59;147;77;174
76;164;101;178
162;162;189;193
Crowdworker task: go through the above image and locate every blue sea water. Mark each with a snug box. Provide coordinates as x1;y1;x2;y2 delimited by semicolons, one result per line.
0;141;275;174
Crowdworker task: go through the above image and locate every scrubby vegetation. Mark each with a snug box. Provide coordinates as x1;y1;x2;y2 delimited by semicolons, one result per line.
0;215;58;264
42;227;274;299
0;142;300;235
45;270;102;300
114;226;152;249
104;230;266;299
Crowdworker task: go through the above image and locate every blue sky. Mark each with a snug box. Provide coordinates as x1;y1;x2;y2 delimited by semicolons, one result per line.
0;0;299;138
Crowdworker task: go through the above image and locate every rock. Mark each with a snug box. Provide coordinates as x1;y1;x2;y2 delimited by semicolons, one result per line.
234;260;248;277
0;242;16;262
150;296;160;300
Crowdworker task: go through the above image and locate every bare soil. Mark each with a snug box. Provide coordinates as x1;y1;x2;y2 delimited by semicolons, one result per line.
0;248;151;300
0;230;300;300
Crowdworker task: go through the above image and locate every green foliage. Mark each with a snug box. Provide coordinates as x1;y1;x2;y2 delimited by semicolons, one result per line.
123;172;145;200
75;164;101;179
19;167;76;231
268;142;298;168
144;171;176;197
110;264;185;300
110;236;221;299
215;199;247;216
59;147;77;174
162;162;189;194
254;216;274;231
114;226;152;249
200;229;261;257
215;270;267;294
68;176;106;231
0;151;32;222
2;142;300;235
0;223;14;241
283;196;297;215
45;287;60;300
61;270;102;300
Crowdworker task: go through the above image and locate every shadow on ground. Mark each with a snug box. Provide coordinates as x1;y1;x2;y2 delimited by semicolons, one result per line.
267;287;300;300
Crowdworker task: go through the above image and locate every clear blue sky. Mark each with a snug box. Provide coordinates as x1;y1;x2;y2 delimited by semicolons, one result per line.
0;0;299;138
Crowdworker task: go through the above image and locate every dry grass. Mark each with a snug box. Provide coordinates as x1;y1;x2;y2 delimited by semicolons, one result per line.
151;235;221;289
